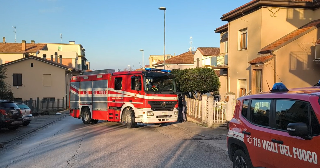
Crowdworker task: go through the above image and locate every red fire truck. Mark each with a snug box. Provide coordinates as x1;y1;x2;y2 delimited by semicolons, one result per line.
69;68;179;128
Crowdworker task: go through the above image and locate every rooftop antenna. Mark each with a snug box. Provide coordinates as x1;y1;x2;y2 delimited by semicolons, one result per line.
12;26;16;42
189;36;193;51
60;33;62;42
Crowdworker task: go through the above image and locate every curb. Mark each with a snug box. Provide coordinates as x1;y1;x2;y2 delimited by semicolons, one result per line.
0;110;69;149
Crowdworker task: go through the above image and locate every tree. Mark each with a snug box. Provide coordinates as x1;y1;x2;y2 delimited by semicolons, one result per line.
0;66;14;100
172;68;220;99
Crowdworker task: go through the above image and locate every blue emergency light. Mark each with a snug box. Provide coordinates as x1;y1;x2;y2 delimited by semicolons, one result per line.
270;83;289;92
161;69;171;73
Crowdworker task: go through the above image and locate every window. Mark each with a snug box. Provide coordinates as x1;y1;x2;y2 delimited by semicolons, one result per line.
31;63;33;67
13;73;22;86
255;69;262;93
131;76;141;91
239;29;248;50
250;99;271;127
43;74;51;87
242;100;249;119
275;99;320;135
211;57;217;66
225;41;228;53
114;77;122;90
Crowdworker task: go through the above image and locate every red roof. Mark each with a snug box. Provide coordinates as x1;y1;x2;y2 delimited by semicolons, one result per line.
221;0;318;21
198;47;220;56
249;55;273;64
1;56;70;70
155;51;195;65
259;19;320;54
0;43;47;53
214;24;228;33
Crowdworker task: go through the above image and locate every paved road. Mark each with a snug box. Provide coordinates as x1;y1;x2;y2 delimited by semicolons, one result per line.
0;115;232;168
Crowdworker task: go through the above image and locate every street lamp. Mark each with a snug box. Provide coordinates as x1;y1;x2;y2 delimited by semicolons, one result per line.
159;7;166;70
140;49;144;68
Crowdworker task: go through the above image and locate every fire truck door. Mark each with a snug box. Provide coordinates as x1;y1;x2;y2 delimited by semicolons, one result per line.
111;76;124;105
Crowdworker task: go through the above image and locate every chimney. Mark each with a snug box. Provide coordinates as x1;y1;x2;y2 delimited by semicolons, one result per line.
59;55;62;64
69;41;75;44
3;37;5;43
31;40;35;44
51;55;53;61
55;52;58;63
22;40;26;51
43;54;46;59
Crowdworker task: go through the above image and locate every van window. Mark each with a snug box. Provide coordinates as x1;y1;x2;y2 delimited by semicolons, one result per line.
115;77;122;90
131;76;141;91
241;100;249;119
275;99;320;135
250;99;271;127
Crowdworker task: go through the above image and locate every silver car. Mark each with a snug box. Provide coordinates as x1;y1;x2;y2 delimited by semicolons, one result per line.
16;103;32;126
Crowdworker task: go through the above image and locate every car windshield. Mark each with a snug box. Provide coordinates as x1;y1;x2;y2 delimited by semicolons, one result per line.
17;104;30;109
145;76;176;93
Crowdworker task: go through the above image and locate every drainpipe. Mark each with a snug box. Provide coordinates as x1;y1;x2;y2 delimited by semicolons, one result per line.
273;53;276;83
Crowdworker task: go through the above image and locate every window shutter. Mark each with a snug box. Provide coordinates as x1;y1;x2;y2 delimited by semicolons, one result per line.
18;74;22;86
211;57;217;67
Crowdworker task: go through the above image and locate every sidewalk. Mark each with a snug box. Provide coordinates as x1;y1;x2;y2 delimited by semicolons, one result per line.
172;120;228;151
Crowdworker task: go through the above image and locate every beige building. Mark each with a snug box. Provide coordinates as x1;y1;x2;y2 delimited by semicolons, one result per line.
0;39;89;70
193;47;228;98
154;51;194;70
149;54;173;68
39;41;89;70
215;0;320;98
1;56;78;106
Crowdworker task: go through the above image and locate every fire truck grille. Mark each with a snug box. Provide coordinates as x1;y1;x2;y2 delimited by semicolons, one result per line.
148;101;177;111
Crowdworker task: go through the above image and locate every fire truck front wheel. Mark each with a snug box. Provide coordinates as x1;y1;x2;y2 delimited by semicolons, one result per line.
82;108;92;124
122;108;136;128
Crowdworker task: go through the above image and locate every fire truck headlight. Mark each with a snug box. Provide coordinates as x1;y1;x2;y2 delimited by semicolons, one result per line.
174;111;178;115
147;111;154;116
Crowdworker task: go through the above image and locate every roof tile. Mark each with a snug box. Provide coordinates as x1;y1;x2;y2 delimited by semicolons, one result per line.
214;24;228;33
155;51;195;65
1;56;70;70
259;19;320;54
198;47;220;56
0;43;46;53
249;55;273;64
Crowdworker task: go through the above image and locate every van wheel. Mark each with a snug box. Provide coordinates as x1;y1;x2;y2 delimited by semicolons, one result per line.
82;109;92;124
233;149;253;168
122;108;136;128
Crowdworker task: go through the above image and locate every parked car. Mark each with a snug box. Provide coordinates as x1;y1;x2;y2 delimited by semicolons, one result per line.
227;83;320;168
0;100;23;130
15;103;32;126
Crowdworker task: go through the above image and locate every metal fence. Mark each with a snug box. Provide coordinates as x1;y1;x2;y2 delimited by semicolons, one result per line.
21;97;66;114
185;95;227;127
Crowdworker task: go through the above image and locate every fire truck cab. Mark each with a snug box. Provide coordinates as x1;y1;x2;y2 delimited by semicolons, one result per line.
69;68;179;128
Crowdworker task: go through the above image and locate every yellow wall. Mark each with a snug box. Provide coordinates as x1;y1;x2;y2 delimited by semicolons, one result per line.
228;9;262;96
4;59;68;101
227;6;320;97
272;28;320;88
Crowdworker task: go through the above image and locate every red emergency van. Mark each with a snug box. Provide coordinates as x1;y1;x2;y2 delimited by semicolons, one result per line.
69;68;179;128
228;83;320;168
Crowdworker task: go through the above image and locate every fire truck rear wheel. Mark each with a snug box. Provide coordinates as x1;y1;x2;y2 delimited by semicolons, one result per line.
82;108;92;124
122;108;136;128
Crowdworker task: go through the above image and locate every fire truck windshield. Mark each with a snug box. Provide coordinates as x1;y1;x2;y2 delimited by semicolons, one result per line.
145;76;176;93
